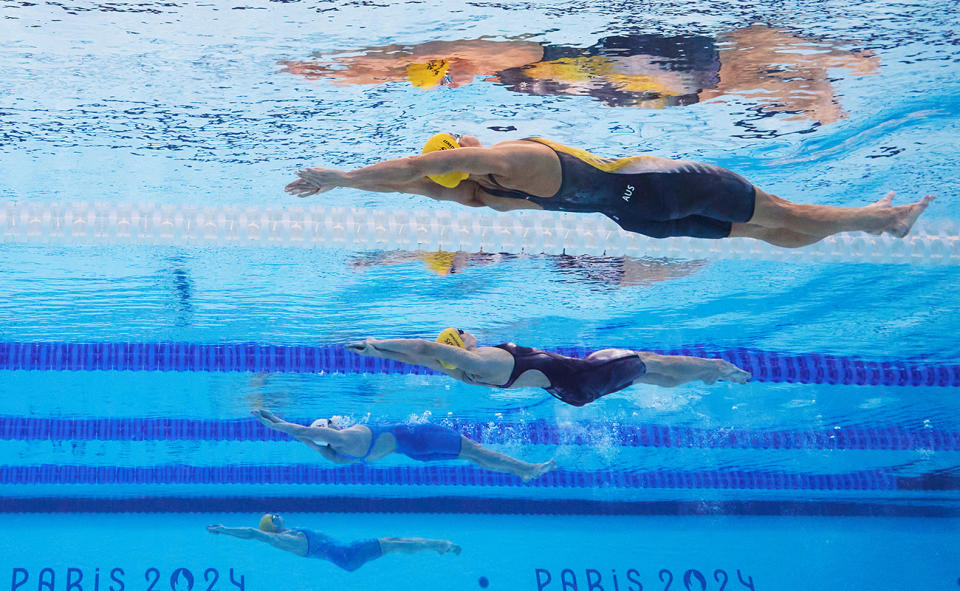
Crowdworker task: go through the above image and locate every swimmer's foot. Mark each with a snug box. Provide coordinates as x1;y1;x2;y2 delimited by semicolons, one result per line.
522;458;558;482
888;195;934;238
868;191;896;209
863;191;896;235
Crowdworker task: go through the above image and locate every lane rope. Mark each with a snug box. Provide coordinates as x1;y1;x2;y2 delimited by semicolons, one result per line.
2;341;957;387
1;496;955;517
2;416;957;451
3;201;958;264
2;463;955;491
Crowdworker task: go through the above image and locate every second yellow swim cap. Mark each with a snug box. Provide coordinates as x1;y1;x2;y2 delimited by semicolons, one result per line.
407;59;449;88
259;513;278;532
435;327;466;370
422;133;469;188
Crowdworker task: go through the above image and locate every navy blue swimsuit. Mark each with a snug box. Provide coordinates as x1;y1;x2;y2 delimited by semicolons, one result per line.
295;529;382;572
481;138;756;239
336;424;462;462
493;343;648;407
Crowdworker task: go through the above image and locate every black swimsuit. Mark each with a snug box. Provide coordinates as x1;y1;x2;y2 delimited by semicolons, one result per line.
493;343;647;407
481;138;756;239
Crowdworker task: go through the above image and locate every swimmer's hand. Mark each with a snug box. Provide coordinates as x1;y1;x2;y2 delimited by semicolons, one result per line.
345;339;377;355
285;168;345;197
714;360;751;385
251;408;284;426
441;541;462;555
285;177;322;197
207;524;227;535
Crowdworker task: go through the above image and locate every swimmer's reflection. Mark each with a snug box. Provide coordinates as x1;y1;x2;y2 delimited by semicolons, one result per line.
280;26;877;124
279;38;543;89
496;27;878;124
251;408;556;481
207;513;460;572
349;250;706;288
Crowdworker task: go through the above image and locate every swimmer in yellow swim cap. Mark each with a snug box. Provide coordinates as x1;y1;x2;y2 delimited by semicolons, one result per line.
286;133;933;248
345;331;751;407
207;514;460;572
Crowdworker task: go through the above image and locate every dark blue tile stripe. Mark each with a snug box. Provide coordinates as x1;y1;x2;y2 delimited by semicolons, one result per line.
2;464;955;491
0;341;957;387
1;496;957;517
2;416;958;451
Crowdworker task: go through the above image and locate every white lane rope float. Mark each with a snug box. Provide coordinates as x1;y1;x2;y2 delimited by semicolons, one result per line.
2;201;958;264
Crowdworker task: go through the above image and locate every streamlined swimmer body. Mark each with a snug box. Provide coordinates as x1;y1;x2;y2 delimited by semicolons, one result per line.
285;133;933;248
346;329;751;407
207;514;459;572
251;408;556;481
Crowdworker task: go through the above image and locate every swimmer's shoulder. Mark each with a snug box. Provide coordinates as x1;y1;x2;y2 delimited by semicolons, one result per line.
489;138;556;153
485;139;561;177
476;344;514;357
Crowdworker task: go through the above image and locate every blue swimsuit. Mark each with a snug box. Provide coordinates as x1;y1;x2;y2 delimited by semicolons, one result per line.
295;529;382;572
481;138;756;239
336;424;463;462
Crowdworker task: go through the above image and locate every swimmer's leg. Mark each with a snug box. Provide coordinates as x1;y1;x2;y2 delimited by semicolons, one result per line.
378;537;461;556
634;352;751;387
458;437;557;481
728;223;826;248
748;188;934;241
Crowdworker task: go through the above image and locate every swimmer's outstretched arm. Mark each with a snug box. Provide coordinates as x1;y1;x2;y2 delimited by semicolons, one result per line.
206;525;269;540
207;525;303;555
286;148;514;195
251;409;346;446
345;338;493;373
287;175;486;207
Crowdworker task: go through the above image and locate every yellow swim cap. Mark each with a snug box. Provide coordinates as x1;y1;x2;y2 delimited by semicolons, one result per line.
436;327;466;370
259;513;277;532
407;59;449;88
422;133;469;188
421;250;456;275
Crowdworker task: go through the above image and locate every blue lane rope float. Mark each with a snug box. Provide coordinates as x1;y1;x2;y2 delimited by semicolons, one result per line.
2;201;959;264
1;496;957;517
1;463;956;491
2;341;958;387
1;416;957;451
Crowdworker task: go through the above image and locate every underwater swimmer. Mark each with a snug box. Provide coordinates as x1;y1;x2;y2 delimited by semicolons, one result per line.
251;408;556;481
285;133;933;248
345;329;750;408
207;514;459;572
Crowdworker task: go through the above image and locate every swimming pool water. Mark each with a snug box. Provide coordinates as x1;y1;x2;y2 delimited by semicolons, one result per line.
1;0;959;589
